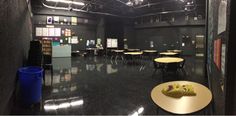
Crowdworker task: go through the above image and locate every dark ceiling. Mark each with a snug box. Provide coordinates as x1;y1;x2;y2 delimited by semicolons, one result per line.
31;0;206;18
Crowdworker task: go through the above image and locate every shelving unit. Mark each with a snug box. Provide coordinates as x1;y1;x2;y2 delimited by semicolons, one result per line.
40;39;52;55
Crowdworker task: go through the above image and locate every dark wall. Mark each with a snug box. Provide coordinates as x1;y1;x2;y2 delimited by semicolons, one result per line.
225;0;236;114
96;17;105;47
135;26;205;54
105;16;124;49
124;25;135;48
0;0;32;114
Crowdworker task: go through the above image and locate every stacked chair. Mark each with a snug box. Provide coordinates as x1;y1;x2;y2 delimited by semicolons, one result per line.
27;41;42;67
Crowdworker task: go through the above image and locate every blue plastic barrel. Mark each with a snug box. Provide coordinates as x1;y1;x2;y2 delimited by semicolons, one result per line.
18;66;43;104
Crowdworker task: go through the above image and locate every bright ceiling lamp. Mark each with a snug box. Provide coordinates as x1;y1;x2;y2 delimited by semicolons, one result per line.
46;0;85;6
126;0;144;6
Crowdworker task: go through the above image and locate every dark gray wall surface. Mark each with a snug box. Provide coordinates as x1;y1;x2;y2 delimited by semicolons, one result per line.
105;16;124;49
96;17;105;46
225;0;236;114
134;26;205;54
0;0;32;114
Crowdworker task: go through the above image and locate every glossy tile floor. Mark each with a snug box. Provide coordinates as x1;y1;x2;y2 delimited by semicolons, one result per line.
11;56;211;115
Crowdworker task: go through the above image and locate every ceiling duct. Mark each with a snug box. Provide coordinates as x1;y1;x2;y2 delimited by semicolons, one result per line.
41;0;197;18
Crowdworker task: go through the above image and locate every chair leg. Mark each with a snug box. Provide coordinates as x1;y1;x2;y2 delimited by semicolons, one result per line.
50;66;53;86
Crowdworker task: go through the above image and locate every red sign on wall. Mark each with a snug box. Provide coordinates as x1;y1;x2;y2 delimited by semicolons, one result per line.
214;39;222;70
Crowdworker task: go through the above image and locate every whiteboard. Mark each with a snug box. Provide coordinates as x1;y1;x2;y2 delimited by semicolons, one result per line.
71;36;79;44
54;28;61;36
48;28;55;36
107;38;118;48
36;27;43;36
42;28;48;36
111;39;118;48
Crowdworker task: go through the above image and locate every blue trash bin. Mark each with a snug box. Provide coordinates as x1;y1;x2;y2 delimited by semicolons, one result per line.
18;66;43;104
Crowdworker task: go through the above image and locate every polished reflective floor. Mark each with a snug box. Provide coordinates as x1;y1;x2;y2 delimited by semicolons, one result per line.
11;56;210;115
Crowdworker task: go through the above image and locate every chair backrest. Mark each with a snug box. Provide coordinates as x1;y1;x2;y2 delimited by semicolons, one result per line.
153;60;164;69
27;41;42;66
153;61;158;69
43;55;52;65
179;59;185;68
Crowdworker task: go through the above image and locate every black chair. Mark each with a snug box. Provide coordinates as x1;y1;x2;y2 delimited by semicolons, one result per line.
164;63;178;72
153;60;164;71
27;41;42;66
152;60;164;78
178;59;185;69
42;55;53;85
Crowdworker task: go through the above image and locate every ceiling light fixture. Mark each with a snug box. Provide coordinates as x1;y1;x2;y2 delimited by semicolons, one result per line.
126;0;133;6
46;0;85;6
126;0;144;6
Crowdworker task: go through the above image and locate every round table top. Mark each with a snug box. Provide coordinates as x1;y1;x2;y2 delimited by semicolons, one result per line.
143;50;158;53
127;49;140;51
151;81;212;114
124;52;143;55
154;57;184;63
167;50;182;53
159;52;178;55
112;50;124;52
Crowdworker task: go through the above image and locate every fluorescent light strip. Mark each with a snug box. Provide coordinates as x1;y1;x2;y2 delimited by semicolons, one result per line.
46;0;85;6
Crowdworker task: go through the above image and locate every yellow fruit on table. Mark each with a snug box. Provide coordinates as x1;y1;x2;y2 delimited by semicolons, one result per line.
162;84;197;98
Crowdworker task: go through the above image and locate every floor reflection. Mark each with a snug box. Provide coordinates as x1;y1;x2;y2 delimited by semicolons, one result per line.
44;97;84;112
12;56;207;115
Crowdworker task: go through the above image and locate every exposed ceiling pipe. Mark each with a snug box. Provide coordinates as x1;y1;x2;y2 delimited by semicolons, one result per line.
41;1;196;19
42;2;132;18
134;5;197;18
113;0;135;8
134;0;175;9
113;0;130;6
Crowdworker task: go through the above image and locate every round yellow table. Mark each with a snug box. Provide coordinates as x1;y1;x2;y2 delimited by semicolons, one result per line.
167;50;182;53
154;57;184;63
124;52;143;55
143;50;158;53
127;49;140;52
159;52;178;56
151;81;212;114
112;50;124;53
111;50;125;60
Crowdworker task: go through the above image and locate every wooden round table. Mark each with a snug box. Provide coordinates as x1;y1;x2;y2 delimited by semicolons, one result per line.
127;49;140;52
143;50;158;53
154;57;184;63
167;50;182;53
159;52;178;56
112;50;124;53
124;52;143;64
112;50;125;60
124;52;143;55
151;81;212;114
143;50;158;59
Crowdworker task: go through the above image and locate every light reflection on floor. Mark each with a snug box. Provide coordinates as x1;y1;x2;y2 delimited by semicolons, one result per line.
12;56;208;115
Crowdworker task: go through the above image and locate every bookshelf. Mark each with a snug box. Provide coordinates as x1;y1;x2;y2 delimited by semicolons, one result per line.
40;39;52;55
